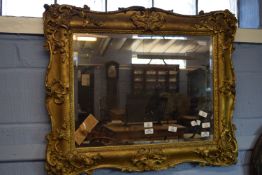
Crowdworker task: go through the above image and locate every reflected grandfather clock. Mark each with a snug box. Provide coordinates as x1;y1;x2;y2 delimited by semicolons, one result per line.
105;61;119;111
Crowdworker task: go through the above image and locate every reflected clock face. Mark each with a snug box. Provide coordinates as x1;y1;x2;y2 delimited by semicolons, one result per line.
108;65;117;78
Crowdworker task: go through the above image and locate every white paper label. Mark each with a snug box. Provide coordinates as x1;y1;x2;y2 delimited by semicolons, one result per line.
168;126;177;132
81;74;90;86
199;110;208;118
201;131;210;137
196;120;201;126
144;122;153;128
144;128;154;134
191;120;197;126
202;122;211;128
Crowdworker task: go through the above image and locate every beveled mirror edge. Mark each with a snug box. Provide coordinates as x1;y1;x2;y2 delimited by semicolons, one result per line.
43;4;237;175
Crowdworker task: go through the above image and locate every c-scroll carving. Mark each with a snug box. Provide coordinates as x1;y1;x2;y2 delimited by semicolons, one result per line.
131;148;167;171
46;80;69;105
130;10;165;31
219;80;235;97
196;10;237;49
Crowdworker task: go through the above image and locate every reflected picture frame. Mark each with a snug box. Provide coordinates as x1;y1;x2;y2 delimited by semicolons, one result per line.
43;4;237;175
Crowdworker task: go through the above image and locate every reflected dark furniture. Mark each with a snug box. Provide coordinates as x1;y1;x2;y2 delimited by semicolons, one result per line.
250;133;262;175
187;68;207;97
125;93;168;124
105;123;186;143
127;64;180;124
131;64;179;94
78;68;94;115
105;61;119;110
125;94;150;123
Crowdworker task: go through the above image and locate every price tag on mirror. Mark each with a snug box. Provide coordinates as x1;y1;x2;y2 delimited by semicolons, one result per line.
144;122;153;128
144;128;154;135
202;122;210;128
201;131;210;137
168;126;177;132
191;120;197;126
199;110;208;118
196;120;201;125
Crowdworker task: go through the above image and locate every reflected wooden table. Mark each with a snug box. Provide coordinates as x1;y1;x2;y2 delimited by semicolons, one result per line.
109;108;125;121
105;122;185;144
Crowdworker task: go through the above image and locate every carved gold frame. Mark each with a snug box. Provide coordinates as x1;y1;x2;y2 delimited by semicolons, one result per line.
43;4;237;175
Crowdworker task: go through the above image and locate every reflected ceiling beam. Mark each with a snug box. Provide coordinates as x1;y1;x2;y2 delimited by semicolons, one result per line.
99;38;112;56
158;39;176;53
179;42;199;53
170;40;187;53
136;52;209;60
115;38;128;50
96;38;104;52
130;40;142;51
135;39;161;52
147;39;161;52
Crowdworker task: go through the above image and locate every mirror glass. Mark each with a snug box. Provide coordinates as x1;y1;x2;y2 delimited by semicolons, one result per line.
72;33;213;147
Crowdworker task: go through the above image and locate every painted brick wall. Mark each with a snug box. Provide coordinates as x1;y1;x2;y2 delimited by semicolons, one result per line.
0;34;261;175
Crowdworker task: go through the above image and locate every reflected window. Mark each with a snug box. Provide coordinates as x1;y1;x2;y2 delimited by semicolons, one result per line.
198;0;237;15
57;0;86;7
154;0;196;15
58;0;106;11
2;0;53;17
107;0;152;11
1;0;237;17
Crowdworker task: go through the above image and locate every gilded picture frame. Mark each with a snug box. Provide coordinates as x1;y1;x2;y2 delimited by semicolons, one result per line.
43;4;237;175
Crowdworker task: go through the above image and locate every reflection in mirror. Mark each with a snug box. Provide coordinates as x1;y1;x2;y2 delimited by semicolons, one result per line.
73;33;213;147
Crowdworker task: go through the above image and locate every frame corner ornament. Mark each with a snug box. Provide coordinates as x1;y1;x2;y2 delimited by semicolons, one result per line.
46;131;103;175
195;130;238;166
196;10;237;48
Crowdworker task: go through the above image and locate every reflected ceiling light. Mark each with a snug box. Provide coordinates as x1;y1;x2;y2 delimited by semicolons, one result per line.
73;52;78;66
73;36;97;41
132;35;187;40
164;36;187;40
132;54;186;69
132;35;159;39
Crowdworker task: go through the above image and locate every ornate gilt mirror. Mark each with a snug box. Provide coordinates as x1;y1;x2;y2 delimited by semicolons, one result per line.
44;4;237;175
